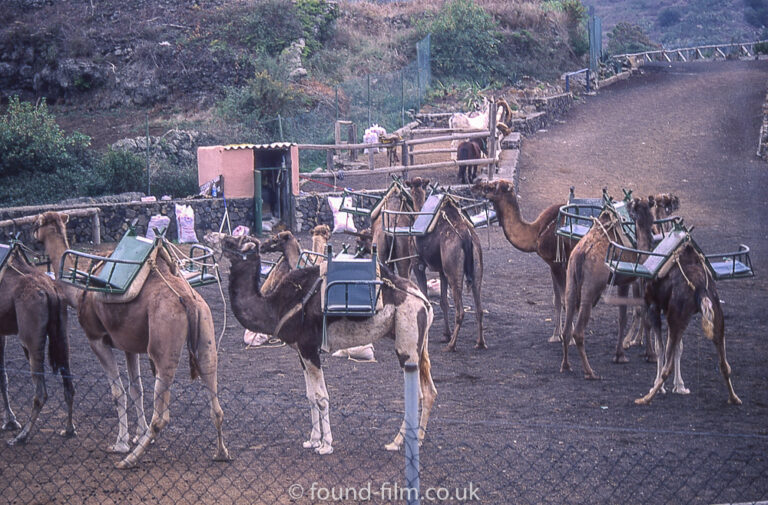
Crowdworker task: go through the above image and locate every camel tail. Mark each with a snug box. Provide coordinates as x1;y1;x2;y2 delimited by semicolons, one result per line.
419;308;437;395
183;296;202;380
462;235;475;287
46;290;70;374
699;294;716;341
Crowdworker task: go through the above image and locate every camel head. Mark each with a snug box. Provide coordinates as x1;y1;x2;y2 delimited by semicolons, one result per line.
354;228;373;257
221;235;260;263
311;224;331;242
471;179;514;202
651;193;680;218
259;231;295;254
405;177;430;208
33;211;69;245
627;197;655;237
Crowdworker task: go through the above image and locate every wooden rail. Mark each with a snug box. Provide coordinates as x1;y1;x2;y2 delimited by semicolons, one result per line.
303;157;497;179
0;207;102;244
611;39;768;65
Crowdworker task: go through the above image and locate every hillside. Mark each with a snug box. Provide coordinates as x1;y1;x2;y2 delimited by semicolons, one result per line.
590;0;762;49
0;0;586;151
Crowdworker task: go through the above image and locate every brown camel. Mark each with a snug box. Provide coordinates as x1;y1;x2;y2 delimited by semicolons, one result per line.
33;212;229;468
561;197;656;379
472;179;573;343
260;230;304;293
311;225;331;258
221;235;436;455
370;183;417;278
638;244;740;405
0;244;75;445
405;177;485;351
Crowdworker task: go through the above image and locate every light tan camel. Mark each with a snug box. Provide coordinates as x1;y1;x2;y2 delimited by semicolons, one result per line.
371;184;417;278
405;177;485;351
561;198;655;379
34;212;229;468
472;179;573;343
0;245;75;445
311;225;331;259
221;235;436;455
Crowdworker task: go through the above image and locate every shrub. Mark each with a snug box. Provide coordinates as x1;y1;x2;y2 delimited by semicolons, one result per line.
745;0;768;28
239;0;304;56
658;7;682;27
93;149;146;196
151;164;199;199
606;22;658;56
423;0;502;80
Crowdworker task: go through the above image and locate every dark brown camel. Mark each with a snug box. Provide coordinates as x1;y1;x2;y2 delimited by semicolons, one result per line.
638;244;740;405
457;138;484;185
561;197;656;379
34;212;229;468
0;245;75;445
472;179;573;343
221;235;436;455
405;177;485;351
260;230;304;293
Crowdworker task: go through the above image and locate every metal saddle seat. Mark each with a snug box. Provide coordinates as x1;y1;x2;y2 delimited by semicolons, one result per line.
179;244;220;288
0;242;12;282
606;222;755;282
383;193;446;236
461;199;497;229
322;244;382;351
556;187;609;242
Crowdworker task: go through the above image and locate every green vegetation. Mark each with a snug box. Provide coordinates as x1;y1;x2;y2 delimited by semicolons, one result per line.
606;22;658;56
658;7;683;28
744;0;768;28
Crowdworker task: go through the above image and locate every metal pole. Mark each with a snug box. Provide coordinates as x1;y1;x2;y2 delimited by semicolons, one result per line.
565;74;570;93
145;113;150;196
404;363;420;505
278;114;284;141
367;74;371;126
253;169;263;236
335;87;339;122
586;69;591;92
401;69;405;128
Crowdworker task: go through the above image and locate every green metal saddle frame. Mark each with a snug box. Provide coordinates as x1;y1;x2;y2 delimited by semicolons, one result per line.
605;224;755;282
556;187;610;242
382;193;446;236
180;244;220;288
322;244;383;352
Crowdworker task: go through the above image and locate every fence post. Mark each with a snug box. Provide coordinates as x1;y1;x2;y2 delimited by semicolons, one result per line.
145;113;151;196
91;211;101;245
253;169;262;236
565;74;570;93
278;114;284;142
404;363;420;505
488;101;497;181
367;74;371;126
586;69;591;93
401;69;405;129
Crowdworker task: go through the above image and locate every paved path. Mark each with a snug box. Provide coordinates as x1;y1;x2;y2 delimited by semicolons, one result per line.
518;60;768;275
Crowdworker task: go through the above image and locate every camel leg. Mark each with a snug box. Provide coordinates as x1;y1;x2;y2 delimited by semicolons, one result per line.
548;267;565;343
471;262;486;349
0;336;21;431
560;283;578;373
125;352;149;444
613;284;630;364
117;373;174;469
444;272;465;352
89;339;131;453
671;340;689;394
709;310;741;405
572;296;600;380
413;263;429;297
303;361;333;455
438;271;452;343
58;365;76;438
636;327;680;405
647;303;667;395
299;355;322;449
7;332;47;446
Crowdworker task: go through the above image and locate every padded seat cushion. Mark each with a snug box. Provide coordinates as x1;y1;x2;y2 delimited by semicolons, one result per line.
470;209;497;228
93;235;155;290
0;244;11;270
709;259;752;280
557;223;592;239
325;258;377;314
641;230;687;277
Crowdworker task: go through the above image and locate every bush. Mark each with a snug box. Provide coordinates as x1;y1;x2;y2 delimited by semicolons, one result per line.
423;0;503;80
745;0;768;28
238;0;304;56
151;164;199;199
606;22;658;56
92;149;146;196
658;7;682;27
0;96;91;178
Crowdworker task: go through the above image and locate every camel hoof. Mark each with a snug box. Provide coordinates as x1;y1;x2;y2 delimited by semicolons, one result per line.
644;353;658;364
2;420;21;431
547;335;561;343
302;439;321;449
59;427;77;438
613;355;629;364
442;345;456;352
115;458;136;470
474;342;487;350
634;397;650;405
213;449;231;462
728;396;742;406
108;442;131;454
584;373;601;380
7;433;28;446
315;444;333;455
672;386;690;395
560;364;571;373
384;442;400;452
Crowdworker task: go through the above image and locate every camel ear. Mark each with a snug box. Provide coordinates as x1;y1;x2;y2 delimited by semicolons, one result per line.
647;195;655;207
62;213;69;224
240;241;258;253
404;179;413;188
278;231;292;240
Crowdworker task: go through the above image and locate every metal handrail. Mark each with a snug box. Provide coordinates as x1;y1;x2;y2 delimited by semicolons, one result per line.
565;68;591;93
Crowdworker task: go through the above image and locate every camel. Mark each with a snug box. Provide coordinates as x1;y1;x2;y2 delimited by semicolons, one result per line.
561;197;656;379
457;139;484;185
623;193;682;356
472;179;573;343
0;244;75;445
260;230;304;293
637;244;740;405
310;225;331;259
405;177;485;351
370;183;417;278
220;235;436;455
33;212;229;468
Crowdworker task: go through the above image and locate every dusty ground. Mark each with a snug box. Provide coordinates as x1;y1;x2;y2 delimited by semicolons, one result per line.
1;60;767;505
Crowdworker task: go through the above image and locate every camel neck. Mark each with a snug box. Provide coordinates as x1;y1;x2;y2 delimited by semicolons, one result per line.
311;237;327;255
283;240;302;269
493;193;538;253
41;234;81;307
228;258;279;334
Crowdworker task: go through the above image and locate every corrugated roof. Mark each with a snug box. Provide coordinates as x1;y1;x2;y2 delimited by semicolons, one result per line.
223;142;295;150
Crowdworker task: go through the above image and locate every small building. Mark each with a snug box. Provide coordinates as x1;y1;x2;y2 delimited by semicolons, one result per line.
197;143;300;233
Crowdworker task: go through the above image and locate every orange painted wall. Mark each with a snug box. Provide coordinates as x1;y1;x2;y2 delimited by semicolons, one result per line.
197;146;255;198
